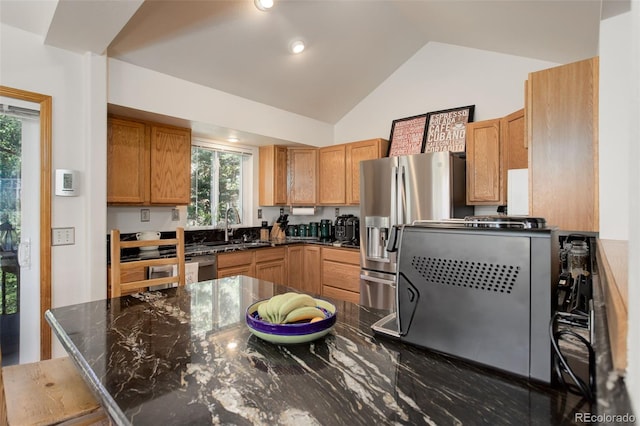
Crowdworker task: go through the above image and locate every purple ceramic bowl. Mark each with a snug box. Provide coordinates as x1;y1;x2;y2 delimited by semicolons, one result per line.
245;297;337;342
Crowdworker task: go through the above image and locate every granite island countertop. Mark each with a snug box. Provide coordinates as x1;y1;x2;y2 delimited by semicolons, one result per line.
46;275;608;426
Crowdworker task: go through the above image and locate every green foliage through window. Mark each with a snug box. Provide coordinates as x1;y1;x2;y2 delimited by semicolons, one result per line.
188;146;243;227
0;114;22;315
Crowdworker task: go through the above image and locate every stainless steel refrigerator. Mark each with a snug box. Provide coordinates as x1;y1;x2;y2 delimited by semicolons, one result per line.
359;152;472;309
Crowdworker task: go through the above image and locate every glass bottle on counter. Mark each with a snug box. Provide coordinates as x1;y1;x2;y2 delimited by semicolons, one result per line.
568;241;589;278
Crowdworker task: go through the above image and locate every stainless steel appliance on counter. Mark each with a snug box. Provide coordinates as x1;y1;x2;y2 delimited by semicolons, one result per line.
372;217;558;383
359;152;472;309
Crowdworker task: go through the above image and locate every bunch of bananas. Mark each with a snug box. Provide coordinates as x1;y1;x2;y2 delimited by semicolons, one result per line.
257;292;326;324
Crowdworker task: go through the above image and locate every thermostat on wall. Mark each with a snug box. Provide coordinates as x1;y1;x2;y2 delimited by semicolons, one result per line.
55;169;79;196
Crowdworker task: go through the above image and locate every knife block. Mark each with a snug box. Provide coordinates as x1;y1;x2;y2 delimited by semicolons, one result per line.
270;225;285;242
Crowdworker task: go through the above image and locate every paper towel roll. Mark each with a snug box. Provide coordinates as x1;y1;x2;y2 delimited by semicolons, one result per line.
291;207;315;215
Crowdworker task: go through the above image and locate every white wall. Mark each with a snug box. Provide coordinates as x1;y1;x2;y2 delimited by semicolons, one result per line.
335;42;559;143
623;1;640;416
599;14;631;240
108;59;334;148
0;24;108;358
599;7;639;415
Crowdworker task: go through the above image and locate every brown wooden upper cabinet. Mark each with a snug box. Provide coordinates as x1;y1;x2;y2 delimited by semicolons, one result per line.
345;138;389;205
466;110;527;206
259;145;288;206
527;57;599;232
288;148;318;206
107;117;148;204
259;138;388;207
107;116;191;205
318;138;389;205
318;144;347;205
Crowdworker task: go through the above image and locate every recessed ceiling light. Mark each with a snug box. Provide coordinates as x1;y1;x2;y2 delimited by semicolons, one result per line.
290;40;305;54
227;137;239;143
254;0;273;11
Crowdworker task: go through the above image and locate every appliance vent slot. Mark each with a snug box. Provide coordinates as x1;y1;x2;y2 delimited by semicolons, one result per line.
411;257;520;294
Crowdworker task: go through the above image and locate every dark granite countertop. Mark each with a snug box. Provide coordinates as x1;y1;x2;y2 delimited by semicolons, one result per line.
46;276;602;426
112;237;359;264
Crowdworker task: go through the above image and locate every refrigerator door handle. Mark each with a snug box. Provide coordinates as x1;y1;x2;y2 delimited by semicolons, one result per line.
386;225;401;253
359;273;396;286
389;165;398;227
398;165;407;224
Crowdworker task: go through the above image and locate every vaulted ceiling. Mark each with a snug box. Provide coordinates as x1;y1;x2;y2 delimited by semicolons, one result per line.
2;0;620;125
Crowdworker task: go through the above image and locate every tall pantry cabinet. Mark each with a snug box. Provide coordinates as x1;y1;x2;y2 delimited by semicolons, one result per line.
526;57;599;232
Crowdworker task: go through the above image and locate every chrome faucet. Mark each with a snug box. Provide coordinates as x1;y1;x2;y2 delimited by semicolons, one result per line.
224;205;241;242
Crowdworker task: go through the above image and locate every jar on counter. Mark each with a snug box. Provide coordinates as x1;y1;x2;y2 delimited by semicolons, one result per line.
309;222;319;237
260;221;270;241
568;241;589;278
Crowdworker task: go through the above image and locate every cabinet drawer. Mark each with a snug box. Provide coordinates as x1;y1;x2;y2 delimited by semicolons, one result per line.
217;251;254;268
322;285;360;304
218;265;254;279
322;261;360;292
321;247;360;265
255;247;286;263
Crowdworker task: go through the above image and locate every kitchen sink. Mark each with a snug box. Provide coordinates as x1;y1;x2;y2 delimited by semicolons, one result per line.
217;241;271;252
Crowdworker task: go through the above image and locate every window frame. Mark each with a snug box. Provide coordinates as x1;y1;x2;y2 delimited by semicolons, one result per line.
188;138;255;230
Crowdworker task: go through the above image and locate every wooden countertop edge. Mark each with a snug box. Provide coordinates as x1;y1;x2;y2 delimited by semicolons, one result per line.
596;238;628;373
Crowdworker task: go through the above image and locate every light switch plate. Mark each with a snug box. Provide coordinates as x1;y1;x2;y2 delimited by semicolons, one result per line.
257;208;262;219
52;227;75;246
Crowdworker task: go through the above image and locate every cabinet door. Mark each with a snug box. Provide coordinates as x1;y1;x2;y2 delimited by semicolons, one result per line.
286;245;304;288
500;109;528;204
150;125;191;205
255;260;286;285
107;118;148;204
302;246;321;295
345;139;389;205
318;145;346;205
321;248;360;303
466;119;504;205
502;109;527;170
288;148;317;205
528;57;598;232
259;145;288;206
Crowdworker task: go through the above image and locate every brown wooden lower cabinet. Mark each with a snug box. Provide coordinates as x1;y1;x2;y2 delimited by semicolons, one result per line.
286;245;304;286
255;247;287;285
217;251;255;278
321;247;360;303
302;246;321;295
217;264;254;279
113;244;362;304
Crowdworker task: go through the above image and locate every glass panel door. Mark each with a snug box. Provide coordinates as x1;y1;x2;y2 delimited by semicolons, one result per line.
0;100;39;365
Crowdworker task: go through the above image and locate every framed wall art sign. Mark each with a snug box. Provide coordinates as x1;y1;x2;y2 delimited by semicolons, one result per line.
387;113;428;157
423;105;475;153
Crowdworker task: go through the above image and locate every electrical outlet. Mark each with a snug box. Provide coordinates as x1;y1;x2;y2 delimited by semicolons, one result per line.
141;209;150;222
279;208;284;216
335;207;340;217
171;208;180;221
52;227;75;246
257;208;262;219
